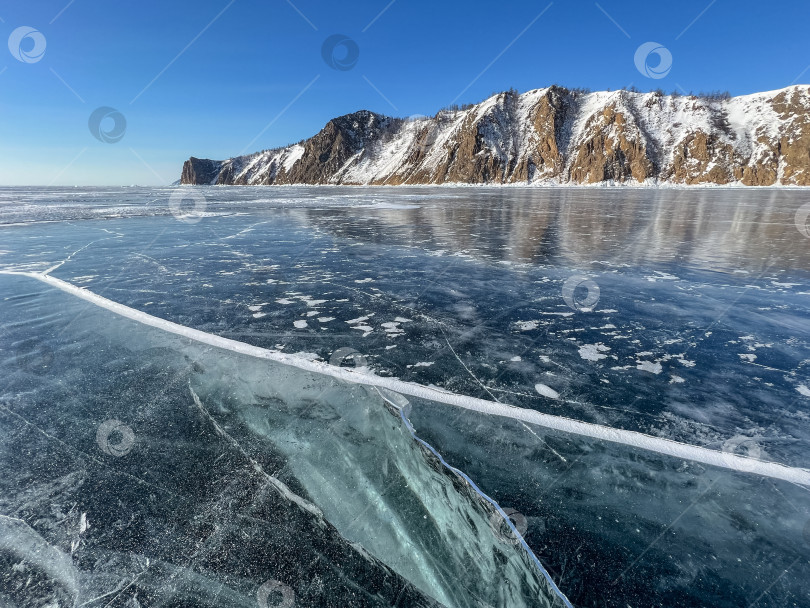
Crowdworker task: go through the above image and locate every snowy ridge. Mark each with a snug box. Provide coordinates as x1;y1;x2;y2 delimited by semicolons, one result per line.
5;269;810;487
182;85;810;187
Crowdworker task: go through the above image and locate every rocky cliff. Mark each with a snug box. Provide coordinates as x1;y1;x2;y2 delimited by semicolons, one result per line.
181;85;810;187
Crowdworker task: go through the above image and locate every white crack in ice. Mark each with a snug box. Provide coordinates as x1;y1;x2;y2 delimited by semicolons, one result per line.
4;271;809;489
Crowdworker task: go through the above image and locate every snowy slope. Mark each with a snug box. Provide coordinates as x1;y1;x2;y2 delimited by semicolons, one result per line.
182;85;810;187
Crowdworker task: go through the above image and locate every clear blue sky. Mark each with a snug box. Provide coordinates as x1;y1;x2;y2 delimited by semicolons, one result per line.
1;0;808;185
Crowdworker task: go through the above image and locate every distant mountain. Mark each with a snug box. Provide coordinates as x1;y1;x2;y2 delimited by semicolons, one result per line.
181;85;810;187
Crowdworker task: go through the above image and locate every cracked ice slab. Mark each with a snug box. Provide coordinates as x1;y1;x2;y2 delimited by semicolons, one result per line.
3;270;809;488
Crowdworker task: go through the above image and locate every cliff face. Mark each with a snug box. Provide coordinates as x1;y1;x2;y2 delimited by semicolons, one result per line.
181;85;810;187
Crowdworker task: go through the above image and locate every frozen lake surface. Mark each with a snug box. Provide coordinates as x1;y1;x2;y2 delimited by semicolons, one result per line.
1;186;809;607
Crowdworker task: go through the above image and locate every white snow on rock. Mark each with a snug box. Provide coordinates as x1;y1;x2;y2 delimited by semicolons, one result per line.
189;86;810;188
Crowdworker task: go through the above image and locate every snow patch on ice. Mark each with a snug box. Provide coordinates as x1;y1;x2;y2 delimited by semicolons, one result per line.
636;360;663;374
578;343;610;361
534;384;560;399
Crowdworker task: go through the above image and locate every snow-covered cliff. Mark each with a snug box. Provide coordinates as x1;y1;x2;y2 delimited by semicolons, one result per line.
182;85;810;187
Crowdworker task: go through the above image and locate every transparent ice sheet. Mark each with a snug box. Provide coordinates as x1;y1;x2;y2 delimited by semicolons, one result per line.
2;273;807;607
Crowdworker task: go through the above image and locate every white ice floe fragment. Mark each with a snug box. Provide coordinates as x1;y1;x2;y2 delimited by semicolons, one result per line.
796;385;810;397
670;375;685;384
306;311;320;317
410;361;434;368
248;305;265;312
293;320;308;329
678;358;696;367
534;383;559;399
578;344;610;361
276;298;295;305
538;355;552;363
301;298;327;307
394;317;412;323
79;513;89;534
596;309;618;313
645;271;679;282
385;345;397;350
381;321;404;336
636;361;663;374
510;356;522;362
355;278;374;283
318;317;335;323
346;315;373;324
515;320;539;331
352;324;373;332
252;312;267;319
738;353;757;362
